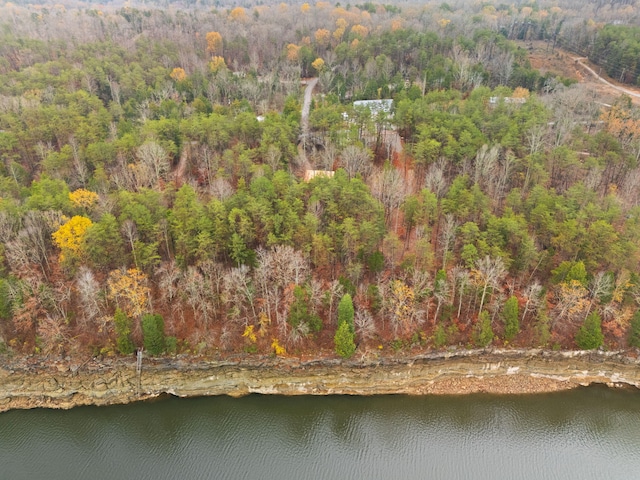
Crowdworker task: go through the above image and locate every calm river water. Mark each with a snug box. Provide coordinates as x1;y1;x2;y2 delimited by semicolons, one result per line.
2;387;640;479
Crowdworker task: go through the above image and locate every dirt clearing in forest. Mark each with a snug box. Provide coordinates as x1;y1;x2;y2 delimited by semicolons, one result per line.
521;41;640;105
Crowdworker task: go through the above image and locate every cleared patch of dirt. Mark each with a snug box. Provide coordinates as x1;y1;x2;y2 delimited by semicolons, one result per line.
523;41;584;81
521;40;640;105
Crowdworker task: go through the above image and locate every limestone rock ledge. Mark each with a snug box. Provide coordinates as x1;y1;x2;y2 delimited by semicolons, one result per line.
1;349;639;413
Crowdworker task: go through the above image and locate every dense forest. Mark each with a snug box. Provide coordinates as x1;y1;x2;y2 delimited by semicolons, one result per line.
2;0;640;360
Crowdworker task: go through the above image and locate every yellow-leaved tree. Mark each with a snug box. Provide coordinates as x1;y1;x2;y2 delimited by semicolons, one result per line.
69;188;99;211
389;279;416;337
209;56;227;73
107;268;151;319
170;67;187;82
52;215;93;264
311;57;325;74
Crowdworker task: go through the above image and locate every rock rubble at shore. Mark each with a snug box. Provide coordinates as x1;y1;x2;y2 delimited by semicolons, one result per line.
1;349;639;413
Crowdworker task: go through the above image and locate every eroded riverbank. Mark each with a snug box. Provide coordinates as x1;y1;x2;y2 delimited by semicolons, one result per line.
1;349;639;413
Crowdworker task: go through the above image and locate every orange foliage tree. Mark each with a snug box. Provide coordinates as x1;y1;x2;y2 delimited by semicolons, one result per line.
351;24;369;38
205;31;223;55
315;28;330;47
229;7;246;21
286;43;301;62
600;105;640;161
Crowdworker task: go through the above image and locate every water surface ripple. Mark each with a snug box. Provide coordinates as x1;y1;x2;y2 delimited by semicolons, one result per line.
2;386;640;480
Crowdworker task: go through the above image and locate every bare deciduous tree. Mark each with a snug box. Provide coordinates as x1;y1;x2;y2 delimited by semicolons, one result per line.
432;272;451;325
452;265;470;320
439;214;458;271
474;255;506;316
254;245;309;329
370;165;407;227
136;141;170;188
551;280;589;331
424;159;448;198
584;271;613;321
521;281;543;324
354;308;376;343
223;265;257;327
341;145;372;179
76;266;101;327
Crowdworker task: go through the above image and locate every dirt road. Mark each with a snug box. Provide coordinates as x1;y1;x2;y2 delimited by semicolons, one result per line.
524;41;640;105
301;77;318;137
573;57;640;102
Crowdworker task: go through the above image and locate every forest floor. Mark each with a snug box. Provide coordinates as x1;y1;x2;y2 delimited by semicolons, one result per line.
522;40;640;105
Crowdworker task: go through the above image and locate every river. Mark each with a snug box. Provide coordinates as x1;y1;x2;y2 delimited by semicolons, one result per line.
2;387;640;479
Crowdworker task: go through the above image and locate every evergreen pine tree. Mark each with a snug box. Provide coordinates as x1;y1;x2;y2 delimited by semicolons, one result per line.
575;312;604;350
502;295;519;341
629;311;640;348
114;308;135;355
337;293;354;331
142;313;166;355
475;310;494;347
335;293;356;357
334;321;356;358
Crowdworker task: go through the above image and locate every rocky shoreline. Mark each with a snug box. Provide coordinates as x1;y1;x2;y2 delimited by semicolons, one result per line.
1;349;640;413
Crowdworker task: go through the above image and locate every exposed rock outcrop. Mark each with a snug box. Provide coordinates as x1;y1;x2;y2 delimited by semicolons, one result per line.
1;349;639;413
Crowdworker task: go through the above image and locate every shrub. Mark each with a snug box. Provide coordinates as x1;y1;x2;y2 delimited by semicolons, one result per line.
338;276;356;297
288;285;322;332
308;314;322;333
433;324;447;348
367;284;382;313
534;310;551;347
288;285;309;329
165;336;178;355
366;251;385;274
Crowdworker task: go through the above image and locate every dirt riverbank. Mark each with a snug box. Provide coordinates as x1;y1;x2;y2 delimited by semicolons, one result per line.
1;349;639;413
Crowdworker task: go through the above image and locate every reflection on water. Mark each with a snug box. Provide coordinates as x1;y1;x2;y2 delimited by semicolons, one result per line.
2;386;640;480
